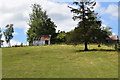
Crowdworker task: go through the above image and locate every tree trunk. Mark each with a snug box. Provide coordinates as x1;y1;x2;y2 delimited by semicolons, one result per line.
82;3;88;51
84;42;88;51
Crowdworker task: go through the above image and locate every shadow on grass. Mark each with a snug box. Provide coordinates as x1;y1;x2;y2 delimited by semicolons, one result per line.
76;49;116;52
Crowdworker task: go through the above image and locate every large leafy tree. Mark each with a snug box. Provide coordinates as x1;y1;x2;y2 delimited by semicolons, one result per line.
68;0;110;51
27;4;57;45
3;24;14;47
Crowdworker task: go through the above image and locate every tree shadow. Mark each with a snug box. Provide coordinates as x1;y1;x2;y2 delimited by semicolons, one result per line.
76;49;116;52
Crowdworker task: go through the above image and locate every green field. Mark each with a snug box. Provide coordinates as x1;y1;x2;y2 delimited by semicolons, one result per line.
2;44;118;78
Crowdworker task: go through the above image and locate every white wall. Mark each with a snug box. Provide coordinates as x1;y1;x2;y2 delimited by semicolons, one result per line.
33;41;45;46
48;40;50;45
33;40;50;46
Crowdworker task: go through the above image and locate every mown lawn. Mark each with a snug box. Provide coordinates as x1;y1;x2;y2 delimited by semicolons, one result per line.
2;44;118;78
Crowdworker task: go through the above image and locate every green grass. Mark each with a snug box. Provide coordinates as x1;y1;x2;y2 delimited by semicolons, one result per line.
2;44;118;78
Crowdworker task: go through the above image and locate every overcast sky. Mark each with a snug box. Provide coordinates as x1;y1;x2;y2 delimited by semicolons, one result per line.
0;0;119;46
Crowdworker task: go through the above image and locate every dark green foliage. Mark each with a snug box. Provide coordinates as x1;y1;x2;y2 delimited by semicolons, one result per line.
66;30;76;44
12;43;23;47
27;4;57;45
68;1;111;51
3;24;14;47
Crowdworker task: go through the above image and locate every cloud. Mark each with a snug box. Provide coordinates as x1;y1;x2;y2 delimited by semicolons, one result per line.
49;0;119;2
0;0;117;32
94;2;105;14
0;0;76;46
0;0;78;32
105;4;118;17
95;2;118;18
34;0;78;32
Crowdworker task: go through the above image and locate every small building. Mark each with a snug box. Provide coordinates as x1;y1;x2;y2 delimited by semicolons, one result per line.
105;35;119;45
33;35;51;46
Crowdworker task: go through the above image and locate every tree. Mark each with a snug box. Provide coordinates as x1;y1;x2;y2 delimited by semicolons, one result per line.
27;4;57;45
4;24;14;47
56;31;66;43
0;28;4;47
68;1;110;51
101;26;112;36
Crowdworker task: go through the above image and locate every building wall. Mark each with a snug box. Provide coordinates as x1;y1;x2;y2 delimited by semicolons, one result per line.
48;40;50;44
33;40;50;46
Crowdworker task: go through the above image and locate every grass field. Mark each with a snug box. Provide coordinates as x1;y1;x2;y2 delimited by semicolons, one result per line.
2;44;118;78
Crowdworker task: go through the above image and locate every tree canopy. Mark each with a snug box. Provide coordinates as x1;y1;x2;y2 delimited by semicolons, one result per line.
27;4;57;45
67;1;111;51
56;31;66;43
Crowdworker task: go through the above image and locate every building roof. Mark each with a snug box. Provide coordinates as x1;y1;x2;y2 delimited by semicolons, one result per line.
108;35;118;40
33;35;51;41
40;35;51;41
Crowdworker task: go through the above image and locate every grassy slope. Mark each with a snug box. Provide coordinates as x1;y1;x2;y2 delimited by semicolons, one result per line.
2;44;118;78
